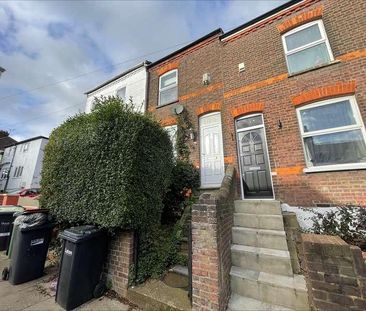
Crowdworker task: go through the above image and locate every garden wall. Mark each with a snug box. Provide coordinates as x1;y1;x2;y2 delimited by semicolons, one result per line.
104;231;135;297
191;165;235;311
301;233;366;310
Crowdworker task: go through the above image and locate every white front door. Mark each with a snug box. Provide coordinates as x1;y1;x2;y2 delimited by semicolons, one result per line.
200;112;225;188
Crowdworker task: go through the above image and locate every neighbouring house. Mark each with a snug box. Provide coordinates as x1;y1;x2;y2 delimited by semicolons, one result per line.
147;0;366;208
85;61;151;113
0;136;48;192
0;135;17;163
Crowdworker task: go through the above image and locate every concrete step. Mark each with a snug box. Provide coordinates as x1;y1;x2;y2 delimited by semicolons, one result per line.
232;227;288;251
228;294;295;311
230;266;309;310
234;213;284;230
235;200;281;215
231;244;293;276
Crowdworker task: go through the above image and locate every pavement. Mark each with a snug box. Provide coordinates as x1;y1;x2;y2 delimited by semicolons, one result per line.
0;252;135;311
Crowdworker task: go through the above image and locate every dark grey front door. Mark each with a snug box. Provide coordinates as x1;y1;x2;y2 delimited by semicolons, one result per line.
237;122;273;198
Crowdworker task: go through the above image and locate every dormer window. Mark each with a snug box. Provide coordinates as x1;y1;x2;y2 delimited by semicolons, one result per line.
159;69;178;106
282;20;333;75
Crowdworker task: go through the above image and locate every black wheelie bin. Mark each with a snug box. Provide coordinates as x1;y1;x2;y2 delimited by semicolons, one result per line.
55;225;107;310
7;211;53;284
0;206;24;251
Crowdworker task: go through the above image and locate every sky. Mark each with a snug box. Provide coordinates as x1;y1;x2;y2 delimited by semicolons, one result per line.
0;0;288;141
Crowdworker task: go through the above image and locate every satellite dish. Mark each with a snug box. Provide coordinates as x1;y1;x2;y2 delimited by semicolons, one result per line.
174;104;184;115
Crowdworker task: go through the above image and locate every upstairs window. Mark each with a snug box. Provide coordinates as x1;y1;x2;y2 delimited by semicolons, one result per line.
116;87;127;102
297;96;366;171
282;20;333;75
23;143;29;152
159;69;178;106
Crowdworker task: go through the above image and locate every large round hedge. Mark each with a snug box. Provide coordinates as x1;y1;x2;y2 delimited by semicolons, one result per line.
40;97;174;229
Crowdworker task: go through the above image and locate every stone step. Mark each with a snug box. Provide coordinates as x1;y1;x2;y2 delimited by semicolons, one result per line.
234;200;281;215
162;265;189;290
231;244;293;276
232;227;288;251
234;213;284;230
170;265;188;277
228;294;295;311
230;266;309;310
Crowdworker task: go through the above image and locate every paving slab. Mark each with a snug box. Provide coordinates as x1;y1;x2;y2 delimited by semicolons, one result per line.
0;251;134;311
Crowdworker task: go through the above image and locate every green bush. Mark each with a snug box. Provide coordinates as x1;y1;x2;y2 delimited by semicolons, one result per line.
162;160;199;224
309;205;366;250
40;97;174;230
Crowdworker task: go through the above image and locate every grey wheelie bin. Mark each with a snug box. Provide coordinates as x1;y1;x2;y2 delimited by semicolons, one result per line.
0;206;24;251
56;225;107;310
7;211;53;285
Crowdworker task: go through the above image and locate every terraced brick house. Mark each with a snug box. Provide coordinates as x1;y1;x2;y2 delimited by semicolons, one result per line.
82;0;366;309
147;0;366;208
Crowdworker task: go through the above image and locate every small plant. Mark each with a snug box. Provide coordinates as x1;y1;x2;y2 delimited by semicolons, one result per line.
308;205;366;250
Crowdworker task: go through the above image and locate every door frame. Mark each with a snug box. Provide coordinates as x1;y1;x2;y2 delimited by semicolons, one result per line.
199;111;225;189
235;113;275;200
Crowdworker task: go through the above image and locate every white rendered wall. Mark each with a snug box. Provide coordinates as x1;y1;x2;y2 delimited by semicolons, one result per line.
0;138;48;191
85;66;147;114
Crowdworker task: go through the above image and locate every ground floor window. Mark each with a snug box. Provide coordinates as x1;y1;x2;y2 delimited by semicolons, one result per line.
164;125;177;156
297;96;366;171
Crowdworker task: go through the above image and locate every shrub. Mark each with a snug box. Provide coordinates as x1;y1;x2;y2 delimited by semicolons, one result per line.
40;97;174;230
162;160;199;224
308;205;366;250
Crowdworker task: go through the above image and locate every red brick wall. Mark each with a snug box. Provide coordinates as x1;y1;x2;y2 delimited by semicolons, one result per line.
301;234;366;310
147;0;366;206
191;165;235;311
104;231;134;297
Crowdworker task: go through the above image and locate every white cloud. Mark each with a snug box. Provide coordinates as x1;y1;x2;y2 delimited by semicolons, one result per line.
0;0;287;141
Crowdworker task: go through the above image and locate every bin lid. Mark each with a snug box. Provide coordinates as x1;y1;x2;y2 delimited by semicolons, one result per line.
0;206;24;215
60;225;103;243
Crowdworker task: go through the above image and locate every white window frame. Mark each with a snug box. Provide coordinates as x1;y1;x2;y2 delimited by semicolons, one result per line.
23;143;29;152
17;166;22;177
158;69;178;106
297;96;366;173
282;20;334;74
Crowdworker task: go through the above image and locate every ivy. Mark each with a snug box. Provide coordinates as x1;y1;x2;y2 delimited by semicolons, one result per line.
176;109;193;162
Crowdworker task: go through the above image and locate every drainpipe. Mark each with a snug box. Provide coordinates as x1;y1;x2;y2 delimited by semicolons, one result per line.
143;61;150;114
4;145;17;192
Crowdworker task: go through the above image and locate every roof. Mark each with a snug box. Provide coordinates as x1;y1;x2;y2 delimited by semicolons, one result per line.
221;0;304;40
4;136;48;149
85;61;151;95
148;28;224;68
0;136;17;151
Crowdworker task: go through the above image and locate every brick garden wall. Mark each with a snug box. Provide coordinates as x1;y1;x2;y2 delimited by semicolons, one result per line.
147;0;366;207
301;233;366;310
104;231;134;298
191;165;235;311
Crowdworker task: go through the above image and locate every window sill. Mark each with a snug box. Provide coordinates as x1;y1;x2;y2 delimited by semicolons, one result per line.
304;162;366;173
288;60;341;78
156;100;179;109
